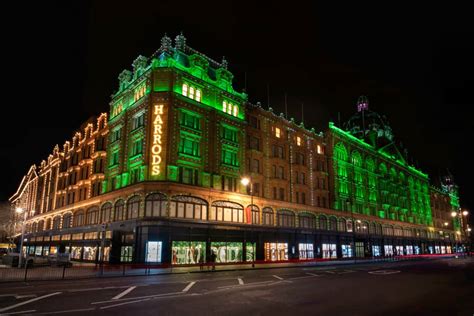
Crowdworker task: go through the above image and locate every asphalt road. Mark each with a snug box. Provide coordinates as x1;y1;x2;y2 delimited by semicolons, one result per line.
0;258;473;316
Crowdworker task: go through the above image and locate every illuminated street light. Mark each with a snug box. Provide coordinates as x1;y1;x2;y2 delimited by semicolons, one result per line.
444;222;448;226
451;211;457;217
241;177;250;187
15;207;27;268
462;210;468;216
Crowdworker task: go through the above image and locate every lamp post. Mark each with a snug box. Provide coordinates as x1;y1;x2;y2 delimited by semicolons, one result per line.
451;209;469;255
15;207;27;268
241;176;255;267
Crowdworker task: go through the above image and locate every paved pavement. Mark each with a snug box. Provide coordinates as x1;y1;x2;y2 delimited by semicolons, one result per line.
0;257;472;315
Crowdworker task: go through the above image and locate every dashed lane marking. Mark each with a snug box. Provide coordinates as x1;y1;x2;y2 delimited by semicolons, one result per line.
306;273;320;277
182;282;196;293
1;310;36;315
324;270;336;274
272;275;284;280
112;286;136;300
238;278;244;285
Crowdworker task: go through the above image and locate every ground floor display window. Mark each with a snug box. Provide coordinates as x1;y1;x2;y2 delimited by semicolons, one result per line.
298;243;314;259
435;246;440;254
50;246;58;255
43;247;50;256
145;241;163;263
440;246;446;254
35;246;43;256
28;246;35;255
342;244;353;258
322;243;337;259
246;242;256;262
414;246;420;255
406;245;413;255
71;246;82;260
83;246;97;261
384;245;393;256
372;245;381;257
446;246;452;254
120;246;133;262
264;243;288;261
211;242;243;263
355;242;364;257
395;246;404;256
172;241;206;265
428;246;434;254
98;246;110;262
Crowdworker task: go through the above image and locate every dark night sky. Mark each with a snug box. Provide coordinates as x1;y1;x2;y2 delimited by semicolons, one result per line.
2;2;472;218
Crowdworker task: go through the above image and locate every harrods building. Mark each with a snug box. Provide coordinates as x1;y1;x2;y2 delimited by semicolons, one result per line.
9;34;468;265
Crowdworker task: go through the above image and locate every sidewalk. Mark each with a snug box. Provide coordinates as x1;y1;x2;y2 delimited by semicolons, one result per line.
0;253;470;283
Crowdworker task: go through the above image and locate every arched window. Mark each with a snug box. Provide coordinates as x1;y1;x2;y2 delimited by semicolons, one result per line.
37;220;45;232
86;206;99;225
62;213;72;229
299;213;315;229
328;216;337;231
376;223;383;235
351;151;362;167
277;210;295;227
370;222;377;235
32;222;38;233
73;210;84;227
100;203;112;223
145;193;167;217
126;196;141;220
210;201;243;223
334;142;348;161
383;225;394;236
248;205;260;224
361;221;369;234
262;207;274;226
45;218;51;230
52;216;61;230
337;218;346;232
318;215;327;230
170;195;208;220
114;200;125;221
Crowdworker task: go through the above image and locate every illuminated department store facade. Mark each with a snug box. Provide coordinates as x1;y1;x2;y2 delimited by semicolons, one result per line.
10;34;467;264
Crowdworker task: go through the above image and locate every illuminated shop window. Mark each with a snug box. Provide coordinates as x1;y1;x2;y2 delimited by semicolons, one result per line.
172;241;206;265
195;89;201;102
264;243;288;261
134;84;146;102
211;242;243;263
296;136;301;146
317;145;322;154
189;87;195;99
299;243;314;259
275;127;281;138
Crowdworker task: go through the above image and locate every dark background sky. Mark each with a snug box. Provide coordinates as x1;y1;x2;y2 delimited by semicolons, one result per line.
1;1;472;220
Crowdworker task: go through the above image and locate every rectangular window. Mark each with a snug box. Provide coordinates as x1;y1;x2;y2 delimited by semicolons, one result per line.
223;126;238;142
275;127;281;138
247;136;260;150
110;151;119;166
131;139;143;156
181;111;201;130
273;187;277;199
172;241;206;265
182;83;188;97
272;165;276;178
264;243;288;261
248;115;260;129
222;149;238;166
296;153;305;165
145;241;162;263
132;114;144;130
317;145;323;154
272;145;284;159
179;167;199;185
279;188;285;201
179;137;200;157
278;166;284;179
296;136;301;146
251;159;260;173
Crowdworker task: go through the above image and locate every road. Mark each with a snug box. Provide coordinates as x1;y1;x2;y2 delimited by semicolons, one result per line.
0;258;473;315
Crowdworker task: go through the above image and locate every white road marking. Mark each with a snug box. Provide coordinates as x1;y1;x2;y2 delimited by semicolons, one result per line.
324;270;335;274
39;307;96;314
272;275;284;280
306;273;320;277
217;280;275;289
182;281;196;292
69;286;128;292
93;292;184;305
14;294;36;299
338;270;355;274
112;286;136;300
0;292;61;313
1;310;36;315
101;299;150;310
368;270;401;275
238;278;244;285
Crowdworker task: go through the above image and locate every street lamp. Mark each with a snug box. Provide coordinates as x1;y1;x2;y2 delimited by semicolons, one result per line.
15;207;27;268
241;176;255;267
451;209;469;254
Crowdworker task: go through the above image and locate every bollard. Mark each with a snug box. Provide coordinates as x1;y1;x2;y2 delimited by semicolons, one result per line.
23;262;28;282
122;264;126;276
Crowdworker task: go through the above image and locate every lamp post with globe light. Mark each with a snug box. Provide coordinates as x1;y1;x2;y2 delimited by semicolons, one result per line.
15;207;27;268
451;209;469;255
241;176;255;267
